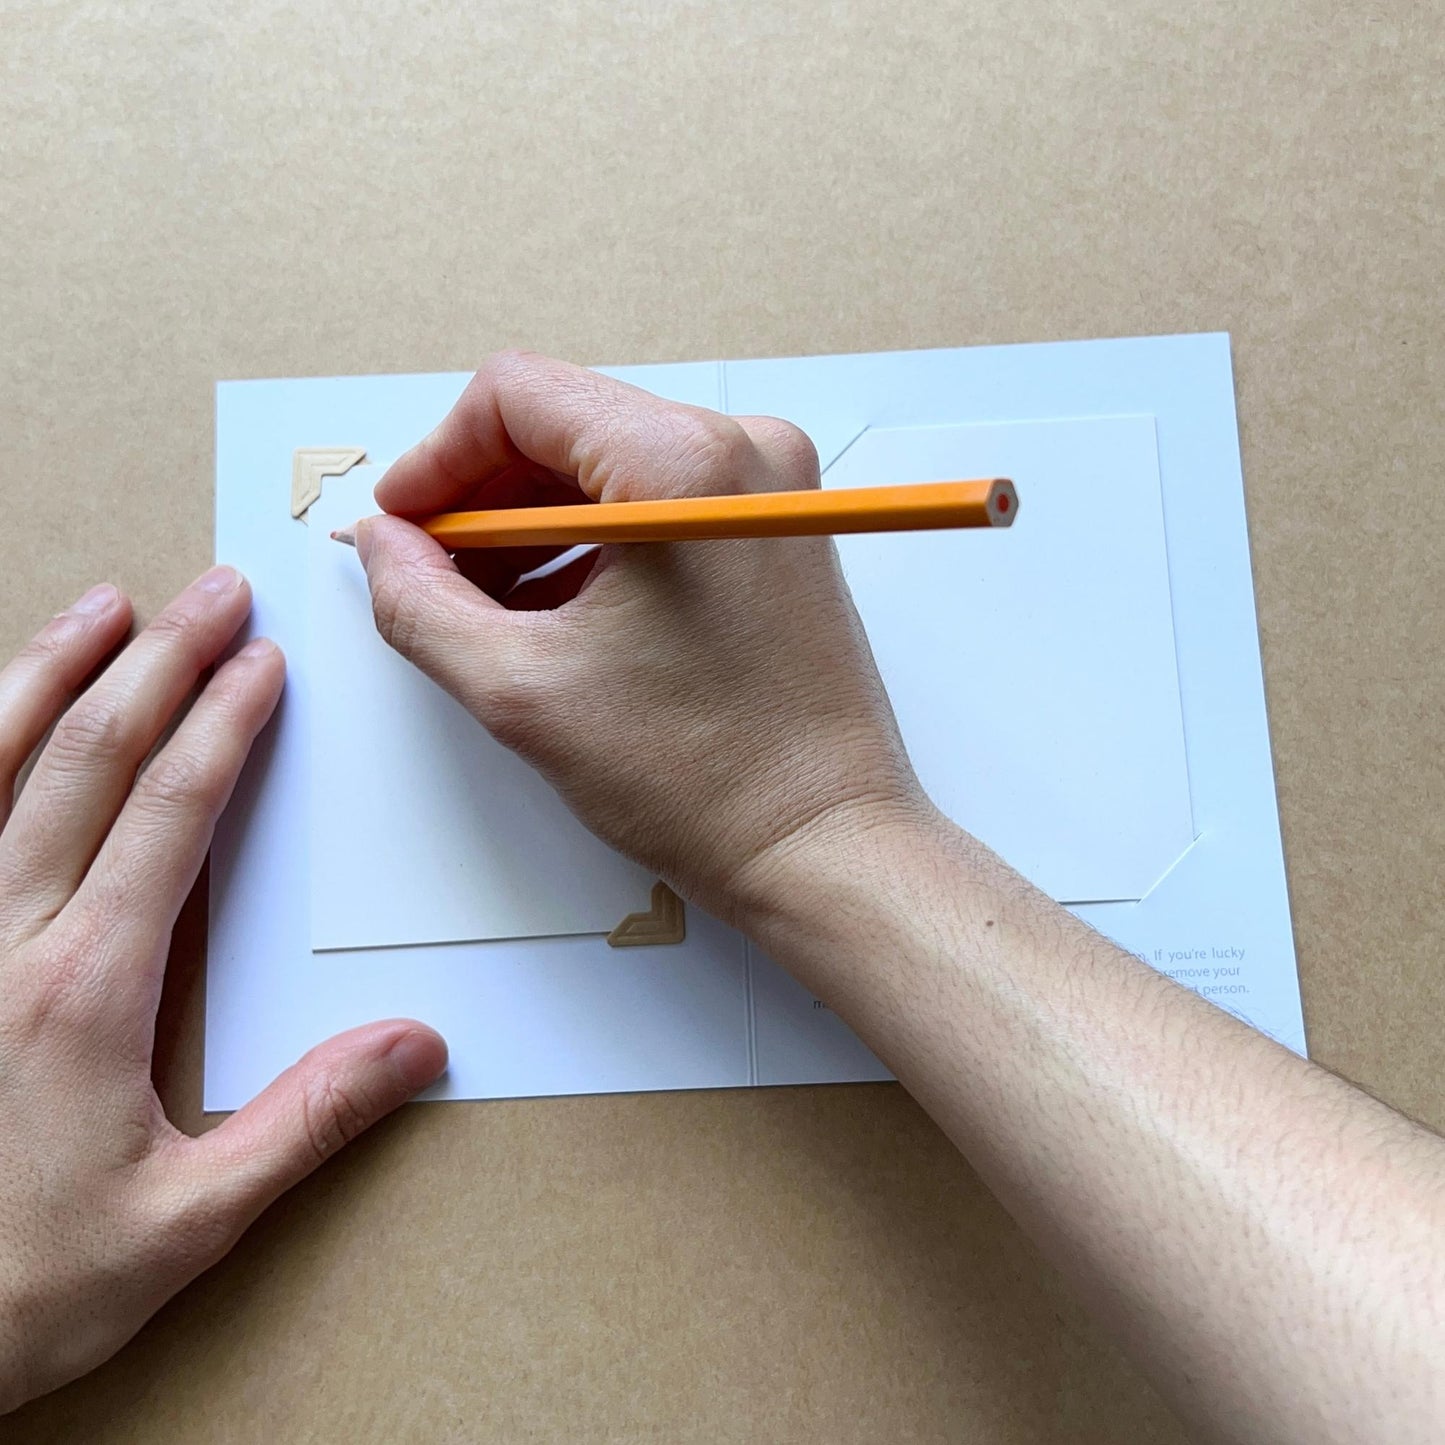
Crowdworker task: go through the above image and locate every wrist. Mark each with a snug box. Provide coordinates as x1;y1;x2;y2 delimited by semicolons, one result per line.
726;791;1004;983
727;794;1065;1085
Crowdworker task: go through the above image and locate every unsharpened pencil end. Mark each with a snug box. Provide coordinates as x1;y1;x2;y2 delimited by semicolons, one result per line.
330;524;358;547
988;479;1019;527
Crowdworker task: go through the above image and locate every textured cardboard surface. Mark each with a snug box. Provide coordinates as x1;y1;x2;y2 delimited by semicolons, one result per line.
1;1;1441;1439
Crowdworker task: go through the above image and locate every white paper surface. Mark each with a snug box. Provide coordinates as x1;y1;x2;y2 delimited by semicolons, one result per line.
832;417;1192;903
308;471;654;951
308;414;1190;953
207;336;1305;1109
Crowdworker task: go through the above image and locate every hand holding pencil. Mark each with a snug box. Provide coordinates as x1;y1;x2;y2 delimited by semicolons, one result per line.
348;350;938;920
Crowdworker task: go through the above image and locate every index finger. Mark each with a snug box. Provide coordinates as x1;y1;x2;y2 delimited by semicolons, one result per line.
375;350;764;515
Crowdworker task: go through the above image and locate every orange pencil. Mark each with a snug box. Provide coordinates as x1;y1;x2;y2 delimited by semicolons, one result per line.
333;479;1017;548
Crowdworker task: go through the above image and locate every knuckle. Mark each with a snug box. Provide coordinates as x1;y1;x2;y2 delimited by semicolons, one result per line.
16;618;74;670
368;567;413;652
671;413;754;492
301;1073;374;1164
142;1174;240;1271
48;694;132;769
136;748;225;816
4;948;99;1046
483;346;536;376
141;605;200;654
759;417;820;480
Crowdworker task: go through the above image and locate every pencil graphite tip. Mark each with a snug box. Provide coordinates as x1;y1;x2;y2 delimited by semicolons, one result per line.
330;523;358;547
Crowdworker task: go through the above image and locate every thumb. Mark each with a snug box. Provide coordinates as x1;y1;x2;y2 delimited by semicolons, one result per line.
354;514;513;713
186;1020;447;1226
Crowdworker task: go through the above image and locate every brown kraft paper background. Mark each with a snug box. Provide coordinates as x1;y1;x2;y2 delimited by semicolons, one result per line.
1;2;1441;1440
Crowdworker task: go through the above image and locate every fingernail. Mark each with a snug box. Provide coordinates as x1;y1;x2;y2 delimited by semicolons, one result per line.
237;637;279;660
388;1029;448;1091
196;564;243;594
71;583;119;615
353;517;375;566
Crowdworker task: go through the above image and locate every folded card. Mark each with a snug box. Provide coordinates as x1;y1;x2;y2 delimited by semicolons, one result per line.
206;335;1303;1109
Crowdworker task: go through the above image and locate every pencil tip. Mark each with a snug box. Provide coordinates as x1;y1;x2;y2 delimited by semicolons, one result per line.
330;524;358;547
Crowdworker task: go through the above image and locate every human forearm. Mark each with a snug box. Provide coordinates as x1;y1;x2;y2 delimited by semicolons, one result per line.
361;355;1443;1443
738;807;1445;1444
